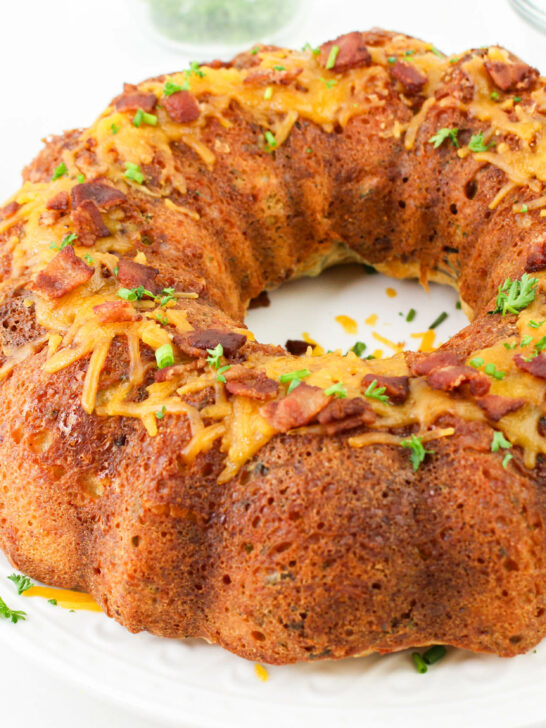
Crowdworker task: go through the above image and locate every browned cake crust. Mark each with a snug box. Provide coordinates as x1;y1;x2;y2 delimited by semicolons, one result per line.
1;29;546;663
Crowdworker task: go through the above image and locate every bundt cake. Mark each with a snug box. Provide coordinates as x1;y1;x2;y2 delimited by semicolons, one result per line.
2;28;546;664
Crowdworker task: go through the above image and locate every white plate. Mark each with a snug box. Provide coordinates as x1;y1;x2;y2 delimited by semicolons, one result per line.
1;266;546;728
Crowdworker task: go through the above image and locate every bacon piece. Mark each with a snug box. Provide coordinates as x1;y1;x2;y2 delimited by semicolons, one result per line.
163;91;200;123
426;365;490;396
244;68;303;86
114;92;157;113
32;246;93;300
117;258;159;292
71;181;127;211
154;359;206;383
93;300;140;324
248;290;270;309
177;329;247;358
285;339;309;356
316;396;376;435
0;200;20;220
361;373;410;404
72;200;111;246
525;238;546;273
391;61;427;94
484;60;538;91
260;383;329;432
46;190;69;211
409;350;462;376
224;366;278;401
514;352;546;379
319;32;371;72
475;394;525;421
207;59;232;69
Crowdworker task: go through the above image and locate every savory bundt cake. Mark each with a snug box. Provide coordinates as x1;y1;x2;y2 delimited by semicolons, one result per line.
1;28;546;664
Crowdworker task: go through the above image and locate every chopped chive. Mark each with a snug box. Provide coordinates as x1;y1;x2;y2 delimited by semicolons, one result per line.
155;344;174;369
502;452;513;468
423;645;447;664
529;320;545;329
406;308;416;322
132;109;158;127
324;381;347;398
124;162;145;184
52;162;68;181
163;79;183;96
520;335;533;347
401;435;434;471
48;598;58;606
490;90;500;100
77;173;85;183
306;147;312;154
84;254;95;265
387;55;397;64
264;86;273;100
264;130;277;150
412;652;428;674
273;65;286;71
320;77;337;89
429;311;448;329
325;45;339;70
514;95;522;103
280;369;311;383
455;301;462;309
111;123;120;134
491;431;512;452
155;406;166;420
469;356;484;368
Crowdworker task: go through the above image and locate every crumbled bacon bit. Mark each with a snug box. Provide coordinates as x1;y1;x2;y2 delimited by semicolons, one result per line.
114;92;157;113
117;258;159;291
163;91;200;124
46;190;70;211
207;59;232;69
319;32;372;72
484;60;538;92
0;200;20;220
317;396;375;435
71;181;127;211
525;238;546;273
260;383;329;432
154;359;206;383
224;366;278;401
32;246;93;300
361;373;410;404
72;200;111;245
409;350;462;376
391;61;427;94
177;329;248;358
514;352;546;379
426;364;490;396
248;290;270;309
93;300;140;323
285;339;309;356
475;393;525;421
244;68;303;86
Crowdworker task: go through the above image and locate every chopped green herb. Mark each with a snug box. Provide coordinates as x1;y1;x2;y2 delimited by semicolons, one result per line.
48;598;58;606
320;77;337;89
364;379;390;404
484;362;506;380
449;57;459;64
117;285;154;301
429;47;444;58
529;320;545;329
163;79;183;96
111;123;120;134
159;287;176;306
264;130;277;150
273;64;286;71
469;356;484;368
504;341;517;350
406;308;416;322
132;109;158;127
429;127;459;149
491;431;512;452
492;273;538;315
325;45;339;70
423;645;447;665
189;61;205;78
51;232;78;252
468;132;495;153
216;364;231;383
362;263;377;274
77;173;85;184
302;42;320;55
156;312;169;326
404;49;415;56
113;266;119;276
7;574;33;595
250;47;260;55
455;301;462;310
518;204;529;214
429;311;448;330
401;435;434;471
124;162;145;184
264;86;273;100
351;341;367;357
535;336;546;352
412;652;428;674
306;147;312;154
206;343;224;369
84;254;95;265
520;335;533;347
52;162;68;181
387;55;397;64
513;95;522;103
324;381;347;398
155;406;167;420
0;597;26;624
502;452;514;468
280;369;311;387
155;343;174;369
490;90;500;100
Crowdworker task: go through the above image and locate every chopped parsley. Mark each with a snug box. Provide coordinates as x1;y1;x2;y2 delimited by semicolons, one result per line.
306;147;312;154
320;77;337;89
520;335;533;347
206;343;224;369
468;132;495;153
325;45;339;70
428;127;459;149
264;130;277;151
429;311;448;330
351;341;367;357
77;173;85;183
491;430;512;452
155;343;174;369
250;47;260;55
492;273;538;316
84;253;95;265
536;336;546;352
158;287;176;306
155;406;167;419
504;341;517;350
216;364;231;383
124;162;145;184
7;574;33;595
50;233;78;251
280;368;311;393
518;204;529;214
156;312;169;326
48;599;58;606
401;434;434;471
406;308;416;322
117;285;154;301
111;123;120;134
490;90;500;100
189;61;205;78
273;64;286;71
302;42;320;55
132;109;158;127
324;381;347;398
387;56;397;64
529;320;546;329
364;379;390;404
52;162;68;181
469;356;484;368
404;49;415;56
484;362;506;380
514;95;522;103
0;597;26;624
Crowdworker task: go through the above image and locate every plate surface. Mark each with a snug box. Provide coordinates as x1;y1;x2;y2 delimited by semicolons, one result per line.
1;266;546;728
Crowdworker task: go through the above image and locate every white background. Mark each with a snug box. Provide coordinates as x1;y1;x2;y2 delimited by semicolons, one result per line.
1;1;546;726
